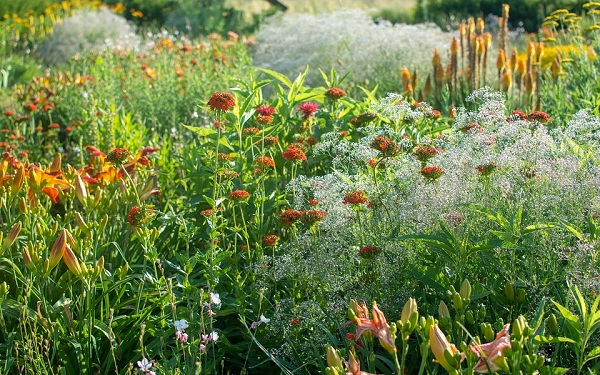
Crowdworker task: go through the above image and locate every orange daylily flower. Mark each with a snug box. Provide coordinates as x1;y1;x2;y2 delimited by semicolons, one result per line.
470;324;511;373
352;301;396;354
27;164;72;204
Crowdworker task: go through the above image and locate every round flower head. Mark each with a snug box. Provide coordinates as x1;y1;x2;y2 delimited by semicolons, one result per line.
280;209;304;226
302;209;327;226
263;234;279;246
261;136;279;147
254;155;275;171
282;144;307;162
256;104;277;116
476;162;499;177
359;245;381;259
350;111;378;127
343;190;368;205
127;205;154;227
371;136;401;158
207;91;236;112
419;166;444;182
106;147;131;165
325;87;347;100
412;145;442;163
298;102;319;120
228;189;250;201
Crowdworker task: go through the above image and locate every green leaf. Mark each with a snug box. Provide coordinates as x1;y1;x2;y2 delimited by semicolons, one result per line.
583;346;600;366
183;125;216;137
533;335;576;345
258;68;293;88
572;284;588;322
538;366;569;375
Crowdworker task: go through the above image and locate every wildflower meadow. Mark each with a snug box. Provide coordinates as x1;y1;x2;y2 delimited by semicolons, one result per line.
0;0;599;374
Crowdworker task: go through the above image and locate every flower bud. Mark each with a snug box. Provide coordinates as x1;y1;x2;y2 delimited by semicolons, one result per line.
504;281;515;302
400;297;418;333
459;279;472;300
438;301;450;319
75;212;90;235
48;229;67;272
50;153;61;172
547;314;559;335
18;197;28;214
514;315;528;340
465;310;475;325
326;346;343;370
94;256;104;278
1;221;21;254
74;175;87;206
63;244;83;279
516;288;526;303
11;165;25;196
453;292;463;311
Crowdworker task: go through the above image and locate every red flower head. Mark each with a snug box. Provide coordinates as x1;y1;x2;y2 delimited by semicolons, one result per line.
256;104;277;116
290;317;301;325
207;91;236;112
297;102;319;120
127;205;154;227
510;110;528;120
359;245;381;259
343;190;368;205
228;189;250;201
254;155;275;171
263;234;279;247
477;162;499;177
350;111;378;127
325;87;347;100
371;136;401;158
106;147;131;165
528;111;550;123
261;136;279;147
3;110;14;116
217;153;233;162
243;127;261;136
279;208;304;226
419;166;444;182
302;209;327;226
255;114;273;125
282;144;307;162
412;145;442;163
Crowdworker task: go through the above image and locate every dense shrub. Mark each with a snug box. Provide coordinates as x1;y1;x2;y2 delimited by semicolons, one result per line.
35;7;140;65
251;9;451;95
415;0;589;31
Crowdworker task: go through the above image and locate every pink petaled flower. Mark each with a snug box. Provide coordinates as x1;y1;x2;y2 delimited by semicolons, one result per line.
282;144;306;162
351;301;396;355
256;104;277;116
175;330;189;343
85;145;106;158
359;245;381;259
419;166;444;182
280;209;304;226
207;91;236;112
228;189;250;201
201;331;219;344
297;102;319;120
199;344;207;354
343;190;368;205
302;209;327;226
325;87;347;100
470;324;511;373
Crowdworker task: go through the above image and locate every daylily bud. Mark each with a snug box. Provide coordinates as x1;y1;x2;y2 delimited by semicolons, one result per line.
400;297;418;333
516;288;526;303
459;279;472;300
99;214;109;232
50;153;61;172
325;368;340;375
95;256;104;278
48;229;67;272
19;197;27;214
74;175;87;206
430;324;462;373
547;314;559;335
465;310;475;325
453;292;463;311
22;246;34;270
75;212;90;235
514;315;528;340
1;221;21;254
11;165;25;195
504;281;515;302
478;305;486;320
0;281;7;297
438;301;450;318
326;346;343;370
63;244;83;279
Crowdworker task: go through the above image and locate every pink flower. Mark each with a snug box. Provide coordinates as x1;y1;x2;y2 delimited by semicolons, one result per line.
470;324;511;373
297;102;319;120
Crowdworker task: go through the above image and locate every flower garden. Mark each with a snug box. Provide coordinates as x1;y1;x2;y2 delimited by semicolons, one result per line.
0;0;599;374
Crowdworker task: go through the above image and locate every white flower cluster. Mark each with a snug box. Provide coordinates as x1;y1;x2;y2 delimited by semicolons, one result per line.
251;9;451;91
36;7;140;65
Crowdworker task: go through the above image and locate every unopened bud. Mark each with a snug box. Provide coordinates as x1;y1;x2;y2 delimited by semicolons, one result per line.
326;346;343;369
547;314;559;335
63;244;83;279
460;279;472;300
74;175;88;206
453;293;463;311
400;297;418;333
514;315;528;340
11;165;25;195
516;288;526;303
504;281;515;302
48;229;67;271
19;197;28;213
438;301;450;318
465;310;475;325
50;153;61;172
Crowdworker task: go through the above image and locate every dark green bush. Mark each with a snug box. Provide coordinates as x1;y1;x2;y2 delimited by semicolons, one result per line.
415;0;588;31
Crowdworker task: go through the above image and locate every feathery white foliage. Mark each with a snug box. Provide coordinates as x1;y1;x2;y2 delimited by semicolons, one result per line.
36;7;140;65
251;9;451;89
